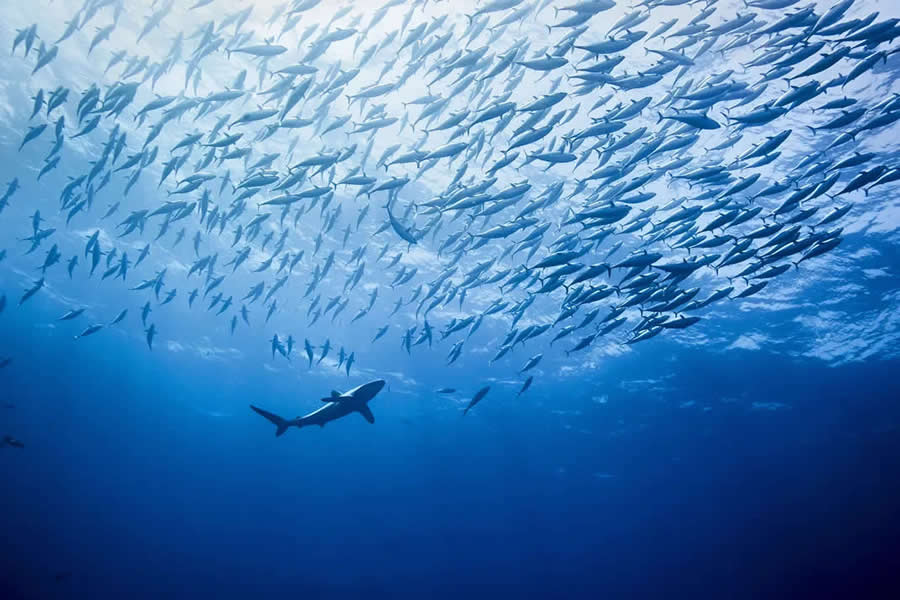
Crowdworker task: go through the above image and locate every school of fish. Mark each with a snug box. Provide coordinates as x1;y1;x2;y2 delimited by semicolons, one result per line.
1;0;899;412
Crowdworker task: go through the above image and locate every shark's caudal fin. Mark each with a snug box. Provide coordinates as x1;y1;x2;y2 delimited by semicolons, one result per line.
250;405;291;437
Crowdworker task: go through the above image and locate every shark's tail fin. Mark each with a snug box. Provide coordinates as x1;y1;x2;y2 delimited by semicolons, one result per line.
250;405;291;437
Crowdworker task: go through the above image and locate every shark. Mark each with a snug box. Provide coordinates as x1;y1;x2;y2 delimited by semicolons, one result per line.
250;379;385;437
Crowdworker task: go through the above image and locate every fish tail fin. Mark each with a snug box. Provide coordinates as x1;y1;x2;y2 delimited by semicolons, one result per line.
250;405;292;436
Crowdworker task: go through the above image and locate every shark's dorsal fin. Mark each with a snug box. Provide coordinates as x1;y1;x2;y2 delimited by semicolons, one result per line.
321;391;344;403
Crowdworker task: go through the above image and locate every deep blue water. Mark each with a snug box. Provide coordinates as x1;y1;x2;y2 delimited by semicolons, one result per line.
4;294;900;598
3;0;900;598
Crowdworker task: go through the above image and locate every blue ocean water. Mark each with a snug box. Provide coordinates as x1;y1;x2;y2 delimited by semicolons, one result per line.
2;0;900;598
4;287;900;598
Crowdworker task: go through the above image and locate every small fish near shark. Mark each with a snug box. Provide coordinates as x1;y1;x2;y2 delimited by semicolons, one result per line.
0;0;896;418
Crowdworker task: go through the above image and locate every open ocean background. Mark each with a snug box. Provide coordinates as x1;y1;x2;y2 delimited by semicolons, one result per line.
2;0;900;597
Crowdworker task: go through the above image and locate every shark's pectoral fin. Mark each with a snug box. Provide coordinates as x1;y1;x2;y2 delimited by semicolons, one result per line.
358;405;375;424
